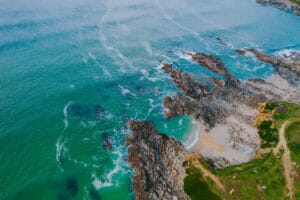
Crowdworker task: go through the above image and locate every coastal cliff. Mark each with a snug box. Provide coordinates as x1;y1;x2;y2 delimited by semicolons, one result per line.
125;121;189;200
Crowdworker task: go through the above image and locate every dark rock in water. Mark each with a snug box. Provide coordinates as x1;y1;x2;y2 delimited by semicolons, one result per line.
88;188;102;200
216;37;229;46
236;48;300;77
235;49;247;55
135;86;145;96
68;104;105;122
188;52;240;88
57;177;79;200
104;136;112;151
126;120;189;200
162;62;209;100
161;58;266;128
256;0;300;15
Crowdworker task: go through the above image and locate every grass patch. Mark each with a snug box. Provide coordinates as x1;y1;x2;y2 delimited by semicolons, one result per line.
184;163;221;200
184;153;286;200
265;102;278;111
214;153;286;200
257;102;300;148
258;120;278;148
291;0;300;5
273;102;300;128
272;102;300;199
285;121;300;198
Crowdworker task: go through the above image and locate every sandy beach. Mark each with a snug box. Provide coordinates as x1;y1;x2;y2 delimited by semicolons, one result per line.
186;116;260;168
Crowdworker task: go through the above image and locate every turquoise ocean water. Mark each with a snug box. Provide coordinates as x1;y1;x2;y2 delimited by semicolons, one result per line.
0;0;299;199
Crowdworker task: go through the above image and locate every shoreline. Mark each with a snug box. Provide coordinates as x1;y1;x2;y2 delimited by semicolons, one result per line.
182;119;200;150
256;0;300;15
184;116;260;168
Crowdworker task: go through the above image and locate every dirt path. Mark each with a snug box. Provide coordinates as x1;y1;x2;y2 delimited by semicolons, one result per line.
274;121;294;199
191;158;225;192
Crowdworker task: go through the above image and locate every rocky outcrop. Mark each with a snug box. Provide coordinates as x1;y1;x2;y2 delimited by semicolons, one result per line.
256;0;300;15
190;52;240;88
161;50;300;168
104;136;112;151
236;49;300;77
126;121;189;200
161;55;266;129
125;48;300;199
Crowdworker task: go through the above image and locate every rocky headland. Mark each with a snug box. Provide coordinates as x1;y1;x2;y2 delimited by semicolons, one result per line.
125;120;189;200
256;0;300;15
126;48;300;199
236;48;300;77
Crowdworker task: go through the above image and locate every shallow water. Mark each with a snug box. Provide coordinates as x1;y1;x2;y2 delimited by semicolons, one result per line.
0;0;299;199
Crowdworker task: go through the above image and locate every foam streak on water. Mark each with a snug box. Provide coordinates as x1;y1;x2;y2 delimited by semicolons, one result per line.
63;101;72;130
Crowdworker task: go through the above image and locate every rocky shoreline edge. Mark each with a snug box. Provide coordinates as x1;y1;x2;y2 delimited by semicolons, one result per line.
256;0;300;15
125;49;300;199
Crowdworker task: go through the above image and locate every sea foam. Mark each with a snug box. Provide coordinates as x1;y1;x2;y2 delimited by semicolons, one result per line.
63;101;72;130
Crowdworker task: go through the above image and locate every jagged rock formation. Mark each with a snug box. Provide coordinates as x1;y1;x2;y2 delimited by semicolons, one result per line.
125;121;189;200
162;50;300;168
190;52;240;88
237;49;300;103
161;55;266;128
256;0;300;15
236;49;300;77
125;48;300;199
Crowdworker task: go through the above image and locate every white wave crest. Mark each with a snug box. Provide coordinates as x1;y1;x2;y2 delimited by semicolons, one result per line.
92;146;127;190
55;136;68;172
139;68;160;82
276;49;300;61
173;50;196;62
118;85;136;97
63;101;72;130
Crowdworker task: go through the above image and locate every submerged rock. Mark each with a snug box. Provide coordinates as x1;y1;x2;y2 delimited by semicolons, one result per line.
67;104;105;122
126;120;189;200
88;188;102;200
57;177;79;200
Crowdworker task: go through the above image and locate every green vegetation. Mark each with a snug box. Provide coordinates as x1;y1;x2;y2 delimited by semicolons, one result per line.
257;102;300;148
286;122;300;162
285;121;300;199
292;0;300;5
273;102;300;128
214;153;286;200
265;102;278;111
183;102;300;200
184;153;286;200
183;162;221;200
258;120;278;148
271;102;300;199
